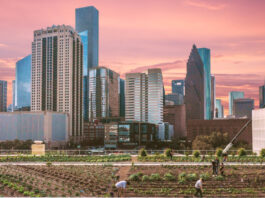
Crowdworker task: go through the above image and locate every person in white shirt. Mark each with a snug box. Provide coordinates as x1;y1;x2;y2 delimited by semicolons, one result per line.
115;180;130;197
194;178;203;197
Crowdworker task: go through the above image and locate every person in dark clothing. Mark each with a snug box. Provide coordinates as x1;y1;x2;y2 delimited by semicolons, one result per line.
215;157;220;175
211;160;216;176
220;163;224;176
169;150;173;160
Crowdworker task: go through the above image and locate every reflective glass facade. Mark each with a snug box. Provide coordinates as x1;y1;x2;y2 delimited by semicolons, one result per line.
15;55;31;109
198;48;211;120
229;91;244;115
172;80;184;95
216;99;223;118
0;80;7;112
120;78;125;117
259;85;265;108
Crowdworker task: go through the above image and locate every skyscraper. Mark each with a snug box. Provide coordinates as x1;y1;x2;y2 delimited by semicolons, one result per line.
120;78;125;118
211;75;216;119
185;45;205;120
233;98;254;118
15;55;31;109
229;91;244;115
75;6;99;121
0;80;7;112
216;99;224;118
12;80;15;111
165;93;184;105
125;69;164;124
75;6;99;70
148;68;164;124
88;67;120;121
259;84;265;108
31;25;83;142
198;48;211;120
172;80;184;95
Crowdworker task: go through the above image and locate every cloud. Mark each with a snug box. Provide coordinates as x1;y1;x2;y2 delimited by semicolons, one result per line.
0;43;7;47
185;0;227;10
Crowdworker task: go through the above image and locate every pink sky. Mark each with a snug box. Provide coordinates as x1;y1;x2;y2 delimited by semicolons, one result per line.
0;0;265;115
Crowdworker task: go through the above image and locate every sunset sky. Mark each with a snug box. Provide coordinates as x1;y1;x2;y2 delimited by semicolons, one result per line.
0;0;265;115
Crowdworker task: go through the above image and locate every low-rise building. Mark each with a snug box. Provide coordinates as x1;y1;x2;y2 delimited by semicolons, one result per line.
252;108;265;154
0;111;69;148
187;119;252;145
83;122;105;146
104;123;118;149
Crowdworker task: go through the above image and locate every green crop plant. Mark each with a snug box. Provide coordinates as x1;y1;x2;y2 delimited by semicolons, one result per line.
164;173;175;181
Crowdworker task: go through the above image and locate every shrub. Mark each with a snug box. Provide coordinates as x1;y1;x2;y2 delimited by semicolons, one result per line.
237;148;247;157
186;173;197;181
164;173;175;181
150;173;161;181
139;148;147;157
216;148;223;157
142;175;150;182
178;172;186;180
215;175;224;181
193;150;200;158
200;173;210;181
136;172;143;177
128;174;140;181
164;148;172;157
260;148;265;157
46;162;52;167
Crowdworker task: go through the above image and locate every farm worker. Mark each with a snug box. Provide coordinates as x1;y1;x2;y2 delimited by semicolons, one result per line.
169;149;173;160
215;157;220;175
220;163;224;176
115;180;130;197
194;178;203;197
211;160;216;176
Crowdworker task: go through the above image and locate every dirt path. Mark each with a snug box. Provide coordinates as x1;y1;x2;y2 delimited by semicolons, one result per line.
116;166;131;180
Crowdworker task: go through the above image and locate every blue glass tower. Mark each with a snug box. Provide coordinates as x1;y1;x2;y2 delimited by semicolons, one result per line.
216;99;223;118
120;78;125;117
15;55;31;109
259;85;265;108
76;6;99;121
229;91;244;115
198;48;211;120
172;80;184;95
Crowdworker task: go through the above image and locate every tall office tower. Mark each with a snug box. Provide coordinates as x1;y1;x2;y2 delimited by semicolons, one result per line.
198;48;211;120
210;75;216;119
172;80;185;95
15;55;31;109
148;68;164;124
120;78;125;118
185;45;205;120
0;81;7;112
31;25;83;142
125;73;148;122
229;91;244;115
259;84;265;108
76;6;99;121
165;93;184;105
12;80;16;111
88;67;120;121
233;98;254;118
215;99;224;118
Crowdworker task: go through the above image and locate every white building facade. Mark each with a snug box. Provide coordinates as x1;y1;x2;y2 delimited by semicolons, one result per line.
31;25;83;142
252;108;265;154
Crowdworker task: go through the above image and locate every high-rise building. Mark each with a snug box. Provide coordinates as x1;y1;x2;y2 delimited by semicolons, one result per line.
0;80;7;112
31;25;83;142
215;99;224;118
211;75;216;119
229;91;244;115
185;45;205;120
148;68;164;124
198;48;211;120
12;80;16;111
233;98;254;118
252;108;265;154
172;80;184;95
259;84;265;108
88;67;120;121
125;73;148;122
120;78;125;118
76;6;99;121
165;93;184;105
125;69;164;124
75;6;99;70
15;55;31;109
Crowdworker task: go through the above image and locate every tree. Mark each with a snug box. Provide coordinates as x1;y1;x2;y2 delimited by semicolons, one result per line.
192;135;212;150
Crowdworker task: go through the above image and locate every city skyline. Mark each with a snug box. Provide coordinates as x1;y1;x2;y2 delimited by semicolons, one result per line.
1;0;265;115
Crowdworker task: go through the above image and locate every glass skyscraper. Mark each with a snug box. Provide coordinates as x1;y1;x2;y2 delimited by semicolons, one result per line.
198;48;211;120
76;6;99;121
216;99;224;118
259;84;265;108
172;80;184;95
15;55;31;109
185;45;205;120
120;78;125;118
211;75;216;119
0;80;7;112
229;91;244;115
12;80;15;110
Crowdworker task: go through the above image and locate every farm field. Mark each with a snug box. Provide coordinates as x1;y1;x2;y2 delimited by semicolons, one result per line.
0;165;264;197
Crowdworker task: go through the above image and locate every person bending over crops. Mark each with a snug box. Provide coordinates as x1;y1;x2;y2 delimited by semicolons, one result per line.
194;178;203;197
115;180;130;197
